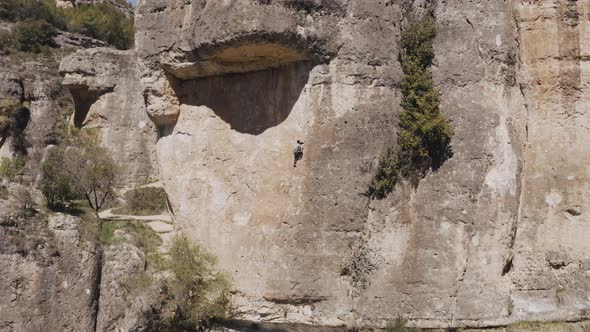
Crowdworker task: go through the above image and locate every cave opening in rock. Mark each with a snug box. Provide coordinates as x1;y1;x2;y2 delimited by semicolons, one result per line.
69;86;111;128
171;62;311;135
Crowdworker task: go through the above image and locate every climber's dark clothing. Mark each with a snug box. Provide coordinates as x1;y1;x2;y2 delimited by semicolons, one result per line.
293;141;304;167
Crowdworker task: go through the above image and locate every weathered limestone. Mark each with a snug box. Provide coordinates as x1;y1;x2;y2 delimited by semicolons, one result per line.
510;0;590;322
60;48;159;187
0;212;100;332
135;0;590;329
96;242;156;332
56;0;133;15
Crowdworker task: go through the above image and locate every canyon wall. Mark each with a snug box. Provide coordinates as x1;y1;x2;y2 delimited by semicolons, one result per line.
0;210;100;332
134;0;590;328
60;48;159;187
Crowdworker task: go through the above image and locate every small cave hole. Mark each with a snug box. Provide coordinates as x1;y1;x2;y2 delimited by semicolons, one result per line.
502;257;513;276
565;208;581;216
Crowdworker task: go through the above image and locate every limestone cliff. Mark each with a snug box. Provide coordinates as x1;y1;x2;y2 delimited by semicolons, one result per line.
0;209;100;332
1;0;589;330
132;0;590;329
59;48;159;187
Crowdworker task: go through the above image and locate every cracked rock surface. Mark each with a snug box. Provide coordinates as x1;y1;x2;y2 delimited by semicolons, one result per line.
133;0;590;328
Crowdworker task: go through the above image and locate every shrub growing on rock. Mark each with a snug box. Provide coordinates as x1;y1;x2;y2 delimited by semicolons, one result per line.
40;130;120;215
40;147;75;208
1;0;134;50
157;234;231;330
62;3;134;50
368;15;453;199
0;98;22;136
113;187;168;216
13;19;58;53
0;157;25;183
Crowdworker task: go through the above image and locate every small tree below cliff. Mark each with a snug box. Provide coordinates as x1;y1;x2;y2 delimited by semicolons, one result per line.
157;234;231;330
41;130;119;215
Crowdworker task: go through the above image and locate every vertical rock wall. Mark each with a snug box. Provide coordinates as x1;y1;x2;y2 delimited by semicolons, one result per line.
511;0;590;322
0;213;100;332
129;0;590;328
60;48;159;187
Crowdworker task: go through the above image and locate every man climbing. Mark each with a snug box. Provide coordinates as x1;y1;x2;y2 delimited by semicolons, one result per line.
293;140;304;167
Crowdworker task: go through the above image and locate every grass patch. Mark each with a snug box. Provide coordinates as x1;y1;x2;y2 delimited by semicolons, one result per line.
0;185;8;200
113;187;168;216
69;200;101;246
100;219;162;255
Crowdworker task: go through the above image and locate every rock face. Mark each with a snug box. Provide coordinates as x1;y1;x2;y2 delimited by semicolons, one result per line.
511;0;590;323
60;48;159;187
134;0;590;329
56;0;133;15
0;52;75;183
0;212;100;332
96;242;156;332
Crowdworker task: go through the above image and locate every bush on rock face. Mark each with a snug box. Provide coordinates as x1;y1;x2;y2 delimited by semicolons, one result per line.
157;234;231;331
368;16;453;199
0;0;134;51
0;157;25;183
14;19;58;53
40;130;120;215
113;187;168;216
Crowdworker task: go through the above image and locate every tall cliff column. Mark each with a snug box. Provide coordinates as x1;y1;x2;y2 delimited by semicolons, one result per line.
511;0;590;322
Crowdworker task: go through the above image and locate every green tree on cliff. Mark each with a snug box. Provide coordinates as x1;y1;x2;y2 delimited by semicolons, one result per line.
41;130;119;215
368;15;453;199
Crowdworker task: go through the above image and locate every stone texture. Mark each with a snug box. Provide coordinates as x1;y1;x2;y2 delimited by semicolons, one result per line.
96;242;158;332
2;0;590;330
510;0;590;322
56;0;133;15
60;48;159;187
134;0;590;329
0;212;100;332
0;52;74;180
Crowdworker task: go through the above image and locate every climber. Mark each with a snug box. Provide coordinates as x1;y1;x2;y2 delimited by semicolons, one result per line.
293;140;304;167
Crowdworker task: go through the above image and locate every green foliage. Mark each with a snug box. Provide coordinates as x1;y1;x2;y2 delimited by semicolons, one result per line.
368;16;453;199
0;157;25;182
100;219;162;254
40;147;75;208
0;30;14;52
113;187;168;216
158;234;231;331
0;97;22;135
61;3;134;49
0;185;8;200
40;130;120;214
0;0;134;50
13;19;58;53
384;317;419;332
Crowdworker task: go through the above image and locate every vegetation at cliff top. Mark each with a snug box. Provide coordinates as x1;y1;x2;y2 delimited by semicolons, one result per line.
0;0;134;52
113;186;168;216
368;15;453;199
